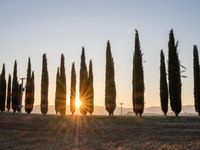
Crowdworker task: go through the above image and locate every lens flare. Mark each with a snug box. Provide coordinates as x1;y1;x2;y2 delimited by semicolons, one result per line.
75;98;81;108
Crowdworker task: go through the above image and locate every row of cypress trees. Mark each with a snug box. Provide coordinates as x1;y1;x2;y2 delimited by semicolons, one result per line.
54;51;94;116
0;59;35;114
0;31;140;116
1;29;200;116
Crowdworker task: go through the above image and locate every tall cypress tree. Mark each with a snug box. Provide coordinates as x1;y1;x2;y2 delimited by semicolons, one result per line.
12;60;19;113
41;54;49;115
80;47;88;115
55;67;60;114
193;45;200;116
160;50;168;116
105;41;116;116
0;64;6;112
88;60;94;115
132;30;144;117
70;62;76;115
168;29;182;117
6;74;11;112
25;57;32;114
59;54;66;116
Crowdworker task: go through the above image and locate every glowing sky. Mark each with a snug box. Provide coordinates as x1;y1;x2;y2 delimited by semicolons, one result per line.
0;0;200;108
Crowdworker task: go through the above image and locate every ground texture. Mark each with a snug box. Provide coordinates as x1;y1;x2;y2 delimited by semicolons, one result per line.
0;113;200;150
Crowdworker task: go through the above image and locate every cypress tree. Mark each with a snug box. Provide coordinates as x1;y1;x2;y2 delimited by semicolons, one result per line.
105;41;116;116
58;54;66;116
31;71;35;111
168;29;182;117
6;74;11;112
25;57;32;114
79;47;88;115
41;54;49;115
55;67;60;114
12;60;19;113
88;60;94;115
17;82;23;113
132;30;145;117
0;64;6;112
70;62;76;115
160;50;168;116
193;45;200;116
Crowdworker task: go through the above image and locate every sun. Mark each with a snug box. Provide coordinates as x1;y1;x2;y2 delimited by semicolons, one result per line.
75;98;81;108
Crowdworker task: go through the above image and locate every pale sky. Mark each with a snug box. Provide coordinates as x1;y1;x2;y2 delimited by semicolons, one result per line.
0;0;200;109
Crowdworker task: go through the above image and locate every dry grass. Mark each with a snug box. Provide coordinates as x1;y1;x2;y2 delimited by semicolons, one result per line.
0;113;200;150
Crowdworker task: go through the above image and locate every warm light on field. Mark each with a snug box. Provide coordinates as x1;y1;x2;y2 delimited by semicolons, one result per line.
75;98;81;108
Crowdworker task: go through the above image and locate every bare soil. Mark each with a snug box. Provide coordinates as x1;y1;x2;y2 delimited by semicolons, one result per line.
0;113;200;150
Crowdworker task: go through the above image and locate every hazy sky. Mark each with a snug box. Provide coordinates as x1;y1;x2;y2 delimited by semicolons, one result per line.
0;0;200;110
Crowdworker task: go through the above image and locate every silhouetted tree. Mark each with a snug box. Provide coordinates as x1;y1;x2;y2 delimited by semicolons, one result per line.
168;29;182;117
12;60;19;113
160;50;168;116
58;54;66;116
0;64;6;112
193;45;200;116
6;74;11;112
88;60;94;115
25;58;33;114
17;80;24;113
105;41;116;116
70;63;76;115
31;71;35;110
55;67;60;114
132;30;144;117
80;47;88;115
41;54;49;115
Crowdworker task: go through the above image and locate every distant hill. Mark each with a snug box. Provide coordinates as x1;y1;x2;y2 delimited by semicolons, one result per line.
144;105;196;115
25;105;197;116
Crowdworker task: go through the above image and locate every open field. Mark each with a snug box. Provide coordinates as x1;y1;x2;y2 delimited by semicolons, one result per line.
0;113;200;150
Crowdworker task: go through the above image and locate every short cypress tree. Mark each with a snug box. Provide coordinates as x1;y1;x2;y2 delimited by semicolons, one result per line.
25;57;32;114
55;67;60;114
193;45;200;116
79;47;88;115
6;74;11;112
58;54;66;116
105;41;116;116
70;62;76;115
88;60;94;115
160;50;168;116
31;71;35;110
41;54;49;115
0;64;6;112
132;30;144;117
168;29;182;117
12;60;19;113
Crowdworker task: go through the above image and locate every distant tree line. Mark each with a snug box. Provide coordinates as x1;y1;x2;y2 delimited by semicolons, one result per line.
0;29;200;117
